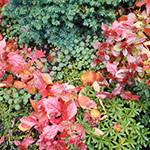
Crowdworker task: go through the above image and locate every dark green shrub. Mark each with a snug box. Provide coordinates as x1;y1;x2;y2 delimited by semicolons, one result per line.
133;78;150;129
1;0;136;47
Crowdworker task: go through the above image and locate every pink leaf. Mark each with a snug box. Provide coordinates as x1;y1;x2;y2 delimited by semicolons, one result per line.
106;61;117;76
146;2;150;14
22;134;34;148
33;71;47;90
7;53;25;67
66;101;77;120
14;134;34;150
112;83;122;96
20;115;38;128
93;41;101;49
0;39;6;54
136;0;146;7
42;125;64;140
127;54;136;63
50;83;64;95
101;23;108;31
43;97;60;114
0;136;5;145
96;92;110;99
33;49;46;60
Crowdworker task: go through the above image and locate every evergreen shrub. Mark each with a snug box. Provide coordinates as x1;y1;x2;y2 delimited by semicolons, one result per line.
1;0;136;48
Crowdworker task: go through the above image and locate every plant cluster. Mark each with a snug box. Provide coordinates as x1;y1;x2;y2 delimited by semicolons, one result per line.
49;34;99;80
0;0;150;150
1;0;136;47
90;1;150;100
0;0;136;80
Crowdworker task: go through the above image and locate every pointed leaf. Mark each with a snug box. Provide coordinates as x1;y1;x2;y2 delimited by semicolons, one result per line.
106;61;117;76
33;71;47;89
30;99;37;112
66;101;77;120
93;128;104;136
7;53;25;66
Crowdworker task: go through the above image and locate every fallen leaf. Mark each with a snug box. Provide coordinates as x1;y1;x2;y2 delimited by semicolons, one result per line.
47;53;54;62
93;128;104;136
30;99;37;112
18;123;32;132
92;81;100;92
90;109;101;118
13;80;26;89
34;59;45;69
81;71;97;84
78;95;91;109
0;136;5;145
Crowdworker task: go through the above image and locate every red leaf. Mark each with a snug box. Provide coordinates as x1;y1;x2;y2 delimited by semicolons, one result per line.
42;124;64;140
0;136;5;145
6;74;13;83
66;101;77;120
7;53;25;67
33;49;45;60
13;80;26;89
118;15;127;22
112;83;122;96
120;91;132;99
20;115;38;129
43;97;60;114
39;88;49;97
33;71;47;89
106;61;117;76
120;91;140;100
14;134;34;150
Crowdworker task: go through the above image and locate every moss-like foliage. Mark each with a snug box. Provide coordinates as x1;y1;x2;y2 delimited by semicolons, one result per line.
76;97;150;150
0;101;32;149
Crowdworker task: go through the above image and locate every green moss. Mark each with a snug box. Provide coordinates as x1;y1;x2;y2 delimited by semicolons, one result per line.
0;101;33;149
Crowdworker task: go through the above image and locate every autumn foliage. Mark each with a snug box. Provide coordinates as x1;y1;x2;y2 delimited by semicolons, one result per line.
0;0;150;149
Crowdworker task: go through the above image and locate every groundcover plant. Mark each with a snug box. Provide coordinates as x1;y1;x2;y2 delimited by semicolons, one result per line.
0;0;150;149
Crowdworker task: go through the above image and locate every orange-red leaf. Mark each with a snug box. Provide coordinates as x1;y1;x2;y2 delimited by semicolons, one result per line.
78;95;91;109
0;136;5;145
13;80;26;89
47;53;54;62
29;98;37;112
6;74;13;83
19;70;33;82
113;123;122;132
26;84;36;95
81;71;97;84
